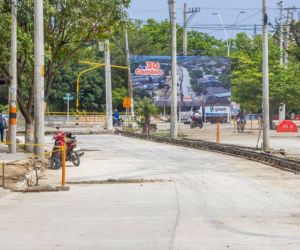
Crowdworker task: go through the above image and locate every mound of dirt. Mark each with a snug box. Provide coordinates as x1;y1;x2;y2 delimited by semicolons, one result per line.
0;157;49;190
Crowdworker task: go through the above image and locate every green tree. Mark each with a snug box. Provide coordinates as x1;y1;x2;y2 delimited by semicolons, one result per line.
136;97;157;134
231;33;300;115
0;0;129;145
290;21;300;62
112;87;128;110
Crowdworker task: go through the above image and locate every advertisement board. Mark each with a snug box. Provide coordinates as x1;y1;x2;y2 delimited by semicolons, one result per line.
130;56;231;111
205;106;231;123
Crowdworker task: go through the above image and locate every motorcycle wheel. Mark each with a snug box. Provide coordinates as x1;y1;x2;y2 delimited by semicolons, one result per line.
199;123;203;129
50;148;62;170
71;151;80;166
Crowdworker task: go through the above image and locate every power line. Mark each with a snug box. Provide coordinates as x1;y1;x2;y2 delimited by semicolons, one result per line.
129;7;290;12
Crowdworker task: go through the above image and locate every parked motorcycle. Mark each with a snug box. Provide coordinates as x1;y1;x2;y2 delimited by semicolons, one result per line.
237;118;246;133
50;127;83;170
190;116;203;129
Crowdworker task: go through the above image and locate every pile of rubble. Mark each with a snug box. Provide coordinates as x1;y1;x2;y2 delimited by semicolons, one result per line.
0;157;49;190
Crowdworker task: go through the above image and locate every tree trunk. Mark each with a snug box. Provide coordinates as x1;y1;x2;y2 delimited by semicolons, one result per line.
143;121;150;135
25;123;34;152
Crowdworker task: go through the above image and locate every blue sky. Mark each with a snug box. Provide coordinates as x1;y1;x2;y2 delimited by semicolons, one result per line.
128;0;300;40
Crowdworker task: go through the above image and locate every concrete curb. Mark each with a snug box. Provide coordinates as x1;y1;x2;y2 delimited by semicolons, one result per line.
117;130;300;173
16;130;113;136
13;185;70;193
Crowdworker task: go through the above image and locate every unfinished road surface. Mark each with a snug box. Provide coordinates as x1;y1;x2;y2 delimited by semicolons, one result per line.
0;134;300;250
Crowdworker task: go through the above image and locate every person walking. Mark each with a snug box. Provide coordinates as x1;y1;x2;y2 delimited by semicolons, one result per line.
0;110;8;142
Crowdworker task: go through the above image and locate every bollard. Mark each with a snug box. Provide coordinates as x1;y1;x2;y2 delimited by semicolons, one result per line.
216;122;220;144
56;144;70;191
61;145;66;187
2;162;4;188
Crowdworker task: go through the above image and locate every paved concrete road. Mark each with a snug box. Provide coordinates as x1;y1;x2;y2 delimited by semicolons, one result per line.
0;135;300;250
157;122;300;156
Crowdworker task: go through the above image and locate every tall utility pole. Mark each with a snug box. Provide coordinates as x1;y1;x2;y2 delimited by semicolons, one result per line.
183;3;200;56
169;0;177;139
9;0;17;154
262;0;270;151
34;0;45;155
284;8;293;67
104;39;113;131
278;1;284;66
125;30;134;118
277;1;285;121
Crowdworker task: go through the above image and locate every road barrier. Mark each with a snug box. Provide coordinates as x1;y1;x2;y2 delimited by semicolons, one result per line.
117;130;300;173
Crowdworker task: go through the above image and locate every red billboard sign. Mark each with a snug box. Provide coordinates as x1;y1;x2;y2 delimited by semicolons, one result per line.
134;61;163;76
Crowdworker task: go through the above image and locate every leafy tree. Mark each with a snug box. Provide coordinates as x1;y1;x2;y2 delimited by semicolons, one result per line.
136;97;157;134
231;33;300;116
187;31;227;56
112;87;128;110
0;0;129;145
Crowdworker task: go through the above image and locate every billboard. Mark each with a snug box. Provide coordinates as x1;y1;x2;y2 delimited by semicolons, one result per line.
130;56;231;109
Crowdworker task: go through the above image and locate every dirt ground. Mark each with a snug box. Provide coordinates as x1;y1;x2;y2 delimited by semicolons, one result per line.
0;158;48;190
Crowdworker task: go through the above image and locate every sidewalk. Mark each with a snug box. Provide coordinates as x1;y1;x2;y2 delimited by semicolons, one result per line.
44;125;106;135
0;143;31;163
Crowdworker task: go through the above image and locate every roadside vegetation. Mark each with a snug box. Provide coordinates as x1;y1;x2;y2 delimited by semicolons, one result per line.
0;1;300;135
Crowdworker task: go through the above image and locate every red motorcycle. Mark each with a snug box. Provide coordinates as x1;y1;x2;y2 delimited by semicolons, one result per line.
50;127;83;170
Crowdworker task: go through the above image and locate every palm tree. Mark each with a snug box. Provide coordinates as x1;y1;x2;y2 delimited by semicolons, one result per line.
136;97;157;134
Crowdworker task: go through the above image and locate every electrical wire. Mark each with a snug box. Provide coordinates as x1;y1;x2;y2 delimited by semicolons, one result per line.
129;7;286;12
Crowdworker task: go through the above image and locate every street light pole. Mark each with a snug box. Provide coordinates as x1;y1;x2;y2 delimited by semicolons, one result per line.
277;1;284;66
183;3;188;56
125;30;134;118
262;0;270;151
9;0;17;154
284;8;291;68
104;39;113;131
183;4;200;56
234;11;247;26
34;0;45;155
212;12;230;57
212;11;247;57
169;0;178;139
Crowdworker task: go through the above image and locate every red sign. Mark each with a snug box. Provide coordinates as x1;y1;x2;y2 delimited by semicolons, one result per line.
135;61;163;76
277;120;298;133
